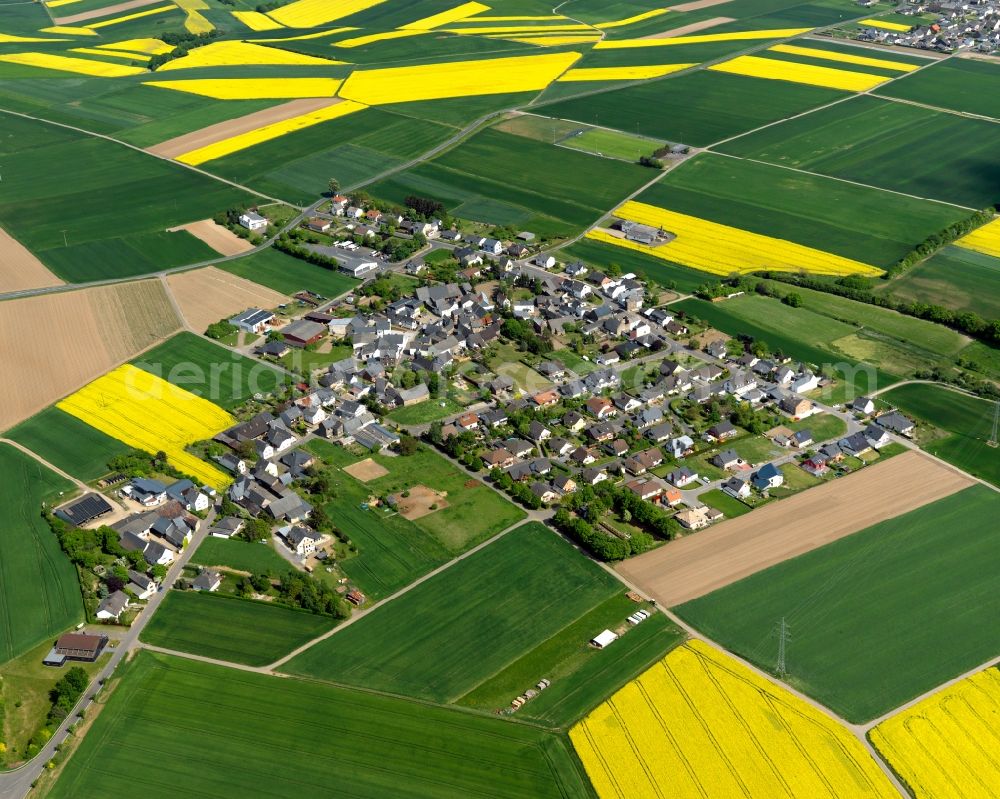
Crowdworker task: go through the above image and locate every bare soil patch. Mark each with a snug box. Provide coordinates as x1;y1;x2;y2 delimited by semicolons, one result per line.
390;484;448;520
148;98;343;160
54;0;164;24
0;279;180;430
169;220;253;257
344;458;389;482
618;451;973;606
642;15;734;36
166;266;287;333
0;226;63;293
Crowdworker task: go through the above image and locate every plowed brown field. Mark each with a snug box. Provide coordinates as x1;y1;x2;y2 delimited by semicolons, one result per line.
166;266;286;333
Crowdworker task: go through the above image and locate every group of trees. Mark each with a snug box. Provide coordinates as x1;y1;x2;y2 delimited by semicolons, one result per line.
274;234;340;270
233;571;349;618
552;509;635;561
490;469;542;509
148;30;222;70
20;666;90;759
404;195;444;219
205;319;237;341
886;209;994;278
501;317;553;355
45;512;155;578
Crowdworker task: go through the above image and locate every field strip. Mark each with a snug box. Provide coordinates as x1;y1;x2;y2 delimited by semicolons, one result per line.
668;0;733;10
872;90;1000;124
166;220;254;257
0;226;63;293
165;265;287;332
640;17;734;38
0;437;110;502
53;0;163;24
618;451;974;607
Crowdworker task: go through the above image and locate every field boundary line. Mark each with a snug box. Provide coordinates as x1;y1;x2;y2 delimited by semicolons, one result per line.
870;91;1000;125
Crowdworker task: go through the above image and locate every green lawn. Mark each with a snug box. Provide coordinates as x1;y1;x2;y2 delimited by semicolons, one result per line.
876;57;1000;120
882;245;1000;320
139;590;332;667
881;383;1000;487
0;113;253;281
542;70;845;147
675;485;1000;722
219;247;359;298
191;537;292;575
0;445;81;665
643;154;968;268
698;488;752;518
4;406;132;482
559;127;664;162
133;332;285;410
787;412;847;442
285;523;624;703
47;651;594;799
719;94;1000;209
385;396;464;425
457;594;685;727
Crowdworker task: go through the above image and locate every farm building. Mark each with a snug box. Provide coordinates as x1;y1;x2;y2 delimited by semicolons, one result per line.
281;319;327;347
591;629;618;649
239;211;268;231
229;308;275;335
44;632;108;665
55;493;113;527
341;261;379;278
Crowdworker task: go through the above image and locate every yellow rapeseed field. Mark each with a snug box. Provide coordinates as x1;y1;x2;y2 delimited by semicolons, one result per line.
40;25;97;36
400;1;490;29
0;52;146;77
954;217;1000;258
71;46;151;61
268;0;387;28
157;40;345;71
596;8;670;28
89;4;176;29
558;63;695;81
176;100;366;165
870;667;1000;799
338;51;580;104
0;32;67;42
333;30;428;48
146;77;342;99
46;0;81;7
769;43;918;71
97;38;174;55
231;11;285;31
444;22;591;33
57;364;235;489
860;18;912;31
594;27;811;47
589;200;883;277
505;35;599;45
571;640;897;799
709;54;888;90
248;27;355;43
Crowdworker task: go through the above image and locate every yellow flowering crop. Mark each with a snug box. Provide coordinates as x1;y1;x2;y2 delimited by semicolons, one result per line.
596;8;670;28
0;52;146;77
71;47;151;62
558;63;695;81
183;9;214;34
89;4;176;29
709;54;888;90
46;0;81;7
461;15;566;21
571;640;897;799
248;27;355;43
954;216;1000;258
39;25;97;35
444;22;591;34
57;364;235;489
157;40;345;71
333;30;429;48
176;100;366;165
860;18;912;31
870;667;1000;799
97;38;174;55
231;11;284;31
339;51;580;105
0;32;67;42
504;35;599;46
769;43;918;71
400;2;490;30
590;200;883;277
268;0;387;28
146;77;342;99
594;27;811;47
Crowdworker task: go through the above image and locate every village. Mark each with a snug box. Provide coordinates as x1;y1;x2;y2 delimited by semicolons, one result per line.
853;0;1000;52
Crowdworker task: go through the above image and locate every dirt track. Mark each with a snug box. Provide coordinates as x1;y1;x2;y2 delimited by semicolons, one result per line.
53;0;164;24
166;266;286;333
148;98;342;160
0;226;63;293
169;220;254;257
618;451;974;607
0;280;180;430
642;16;735;37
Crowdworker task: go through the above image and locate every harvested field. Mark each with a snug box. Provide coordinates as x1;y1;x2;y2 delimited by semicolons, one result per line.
343;457;389;482
642;16;734;37
165;266;286;333
391;484;449;520
0;226;63;294
618;451;972;606
147;99;343;160
668;0;732;9
53;0;163;23
167;221;253;257
0;280;179;431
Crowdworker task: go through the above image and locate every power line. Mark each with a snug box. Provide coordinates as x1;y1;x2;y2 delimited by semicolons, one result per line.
775;617;791;679
988;400;998;448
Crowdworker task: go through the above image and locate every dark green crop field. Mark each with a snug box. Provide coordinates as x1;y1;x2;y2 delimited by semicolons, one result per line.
47;651;594;799
0;445;81;665
882;245;1000;320
675;486;1000;722
285;523;623;703
561;239;707;293
218;247;359;298
876;57;1000;120
139;591;332;667
132;332;285;410
719;95;1000;208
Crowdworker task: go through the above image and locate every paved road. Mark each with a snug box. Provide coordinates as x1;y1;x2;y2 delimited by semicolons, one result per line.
0;515;214;799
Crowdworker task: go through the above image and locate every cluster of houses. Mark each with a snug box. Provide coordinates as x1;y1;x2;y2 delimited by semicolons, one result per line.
856;0;1000;51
